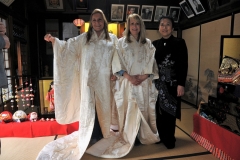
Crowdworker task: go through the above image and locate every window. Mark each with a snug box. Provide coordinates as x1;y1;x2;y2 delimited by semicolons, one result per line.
0;17;13;108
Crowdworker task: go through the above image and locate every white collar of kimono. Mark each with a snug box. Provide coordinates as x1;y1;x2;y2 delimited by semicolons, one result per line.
129;34;140;43
89;30;106;42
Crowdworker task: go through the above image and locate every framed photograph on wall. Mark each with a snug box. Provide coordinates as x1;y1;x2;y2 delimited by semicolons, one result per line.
141;5;154;22
111;4;125;21
75;0;88;10
168;6;181;23
188;0;205;15
126;5;140;20
180;0;194;18
208;0;219;11
45;0;64;11
154;6;168;22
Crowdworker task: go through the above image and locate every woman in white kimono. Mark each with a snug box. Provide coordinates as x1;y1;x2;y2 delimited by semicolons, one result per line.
113;13;160;155
36;9;122;160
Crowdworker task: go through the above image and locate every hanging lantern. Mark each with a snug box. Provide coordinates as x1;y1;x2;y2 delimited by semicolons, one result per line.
73;19;85;27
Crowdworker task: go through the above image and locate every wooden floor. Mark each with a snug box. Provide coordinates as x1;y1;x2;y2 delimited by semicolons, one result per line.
0;102;219;160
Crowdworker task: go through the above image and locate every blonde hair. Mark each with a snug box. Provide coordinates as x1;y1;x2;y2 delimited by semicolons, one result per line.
86;9;110;43
124;13;146;44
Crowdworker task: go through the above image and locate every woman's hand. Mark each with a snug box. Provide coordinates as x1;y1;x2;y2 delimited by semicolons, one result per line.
124;72;141;85
136;74;149;84
177;85;185;97
44;34;55;44
110;75;117;81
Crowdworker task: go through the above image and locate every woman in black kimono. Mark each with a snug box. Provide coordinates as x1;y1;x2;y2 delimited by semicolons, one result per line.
152;15;188;149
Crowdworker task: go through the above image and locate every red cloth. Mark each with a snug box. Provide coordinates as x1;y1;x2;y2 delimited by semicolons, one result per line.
0;121;79;138
193;113;240;160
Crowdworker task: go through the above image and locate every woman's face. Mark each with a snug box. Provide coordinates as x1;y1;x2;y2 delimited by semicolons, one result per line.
91;13;104;36
129;18;140;39
159;18;174;39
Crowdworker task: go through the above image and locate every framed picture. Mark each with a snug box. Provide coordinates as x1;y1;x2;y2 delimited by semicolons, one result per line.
39;79;54;114
75;0;88;10
168;6;181;23
208;0;219;11
126;5;140;20
154;6;168;22
45;0;64;11
188;0;205;15
111;4;125;21
179;0;194;18
141;5;154;22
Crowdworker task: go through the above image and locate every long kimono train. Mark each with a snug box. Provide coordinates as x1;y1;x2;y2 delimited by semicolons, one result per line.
36;31;122;160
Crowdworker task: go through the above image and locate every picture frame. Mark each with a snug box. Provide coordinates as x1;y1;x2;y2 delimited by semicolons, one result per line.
188;0;205;15
154;6;168;22
179;0;194;18
39;79;54;115
141;5;154;22
126;5;140;20
208;0;219;11
45;0;64;11
111;4;125;21
75;0;88;10
168;6;181;23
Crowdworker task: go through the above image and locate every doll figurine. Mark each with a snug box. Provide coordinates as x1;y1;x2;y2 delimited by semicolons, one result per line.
45;81;55;113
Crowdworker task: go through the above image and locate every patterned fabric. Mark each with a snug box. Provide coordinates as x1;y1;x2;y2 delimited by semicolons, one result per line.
191;132;234;160
153;35;188;119
155;53;177;116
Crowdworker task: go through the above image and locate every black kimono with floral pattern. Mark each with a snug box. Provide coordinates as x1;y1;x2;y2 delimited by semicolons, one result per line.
153;35;188;119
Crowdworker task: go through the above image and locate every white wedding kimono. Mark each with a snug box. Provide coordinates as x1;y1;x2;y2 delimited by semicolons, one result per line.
36;31;122;160
116;36;160;146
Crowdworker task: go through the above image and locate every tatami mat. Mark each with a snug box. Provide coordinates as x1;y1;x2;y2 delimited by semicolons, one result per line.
1;136;55;160
0;103;219;160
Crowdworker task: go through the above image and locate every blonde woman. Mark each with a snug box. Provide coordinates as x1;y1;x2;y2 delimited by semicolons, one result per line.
115;13;160;150
37;9;121;160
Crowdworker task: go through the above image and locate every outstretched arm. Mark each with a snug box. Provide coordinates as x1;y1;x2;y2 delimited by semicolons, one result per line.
44;34;56;45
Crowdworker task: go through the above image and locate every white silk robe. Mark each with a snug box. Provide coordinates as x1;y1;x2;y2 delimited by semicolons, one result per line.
117;36;160;145
36;31;122;160
86;36;160;158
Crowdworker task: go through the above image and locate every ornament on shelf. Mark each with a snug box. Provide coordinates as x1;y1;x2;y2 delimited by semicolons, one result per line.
15;79;19;108
20;83;25;108
0;111;13;123
13;110;27;122
9;84;14;110
24;77;30;108
28;112;38;122
29;78;34;108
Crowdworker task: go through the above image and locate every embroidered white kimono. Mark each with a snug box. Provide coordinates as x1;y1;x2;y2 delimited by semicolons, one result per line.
116;36;160;144
87;36;160;158
36;31;122;160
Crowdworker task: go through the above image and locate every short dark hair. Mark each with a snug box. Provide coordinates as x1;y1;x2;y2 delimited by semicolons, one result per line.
159;15;175;28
